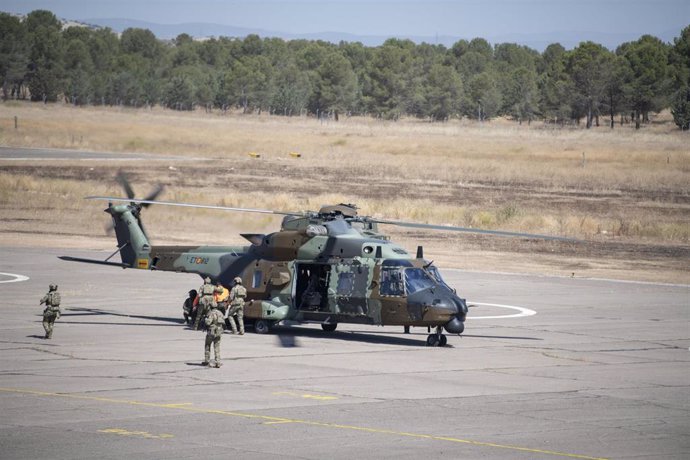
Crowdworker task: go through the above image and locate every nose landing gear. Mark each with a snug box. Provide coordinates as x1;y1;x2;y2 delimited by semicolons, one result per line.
426;326;447;347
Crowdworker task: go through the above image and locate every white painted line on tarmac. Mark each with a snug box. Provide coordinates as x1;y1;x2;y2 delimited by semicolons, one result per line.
468;302;536;320
0;272;30;283
444;268;689;288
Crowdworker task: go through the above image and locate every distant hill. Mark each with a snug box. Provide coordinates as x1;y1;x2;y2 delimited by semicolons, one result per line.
82;17;685;51
4;11;683;51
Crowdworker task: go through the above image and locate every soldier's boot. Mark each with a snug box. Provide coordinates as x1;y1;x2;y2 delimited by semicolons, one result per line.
227;318;238;334
214;361;222;368
47;331;52;339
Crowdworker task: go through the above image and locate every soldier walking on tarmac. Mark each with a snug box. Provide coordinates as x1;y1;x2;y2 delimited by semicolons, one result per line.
40;284;62;339
203;304;225;368
225;276;247;335
194;277;218;330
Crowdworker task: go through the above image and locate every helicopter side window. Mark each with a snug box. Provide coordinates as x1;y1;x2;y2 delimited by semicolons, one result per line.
404;268;435;295
336;272;356;295
252;270;263;288
380;267;404;296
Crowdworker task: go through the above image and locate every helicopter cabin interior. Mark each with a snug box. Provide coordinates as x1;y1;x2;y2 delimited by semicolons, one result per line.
295;262;370;317
295;264;330;312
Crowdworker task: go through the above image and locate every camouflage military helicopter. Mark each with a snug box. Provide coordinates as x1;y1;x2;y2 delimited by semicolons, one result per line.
60;174;573;346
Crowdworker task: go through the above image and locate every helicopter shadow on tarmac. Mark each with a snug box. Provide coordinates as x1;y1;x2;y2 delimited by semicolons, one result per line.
55;307;185;327
266;326;541;347
270;326;426;347
41;309;543;346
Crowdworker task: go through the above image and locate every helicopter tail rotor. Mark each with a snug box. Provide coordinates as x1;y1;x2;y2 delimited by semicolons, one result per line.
101;172;164;269
106;171;164;239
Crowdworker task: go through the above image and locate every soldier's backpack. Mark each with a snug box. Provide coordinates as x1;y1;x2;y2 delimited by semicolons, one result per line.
49;291;61;306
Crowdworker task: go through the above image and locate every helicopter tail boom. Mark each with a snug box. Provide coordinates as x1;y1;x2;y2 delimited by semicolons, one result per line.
107;204;153;269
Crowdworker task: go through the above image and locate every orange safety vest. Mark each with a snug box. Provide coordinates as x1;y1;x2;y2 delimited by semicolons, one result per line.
214;287;229;302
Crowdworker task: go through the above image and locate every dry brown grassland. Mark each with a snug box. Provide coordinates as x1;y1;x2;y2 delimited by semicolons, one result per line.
0;101;688;283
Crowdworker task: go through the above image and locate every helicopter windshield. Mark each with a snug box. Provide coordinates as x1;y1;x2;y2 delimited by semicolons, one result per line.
380;264;436;296
427;266;452;290
404;268;436;295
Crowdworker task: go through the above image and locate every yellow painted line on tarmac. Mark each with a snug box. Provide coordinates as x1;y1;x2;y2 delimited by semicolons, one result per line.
98;428;174;439
272;391;339;401
0;387;607;460
159;402;194;408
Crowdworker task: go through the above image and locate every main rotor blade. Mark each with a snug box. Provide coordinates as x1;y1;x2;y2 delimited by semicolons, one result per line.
141;184;165;206
116;171;135;200
368;218;579;242
86;196;305;217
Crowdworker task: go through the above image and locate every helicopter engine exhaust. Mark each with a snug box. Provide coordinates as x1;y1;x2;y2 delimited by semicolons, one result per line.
304;224;328;237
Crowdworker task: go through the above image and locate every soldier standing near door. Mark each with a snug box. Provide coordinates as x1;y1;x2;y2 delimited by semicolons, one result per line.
226;277;247;335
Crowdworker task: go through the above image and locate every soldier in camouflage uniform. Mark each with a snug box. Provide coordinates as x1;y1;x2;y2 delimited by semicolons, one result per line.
40;284;61;339
202;304;225;367
225;276;247;335
194;277;218;330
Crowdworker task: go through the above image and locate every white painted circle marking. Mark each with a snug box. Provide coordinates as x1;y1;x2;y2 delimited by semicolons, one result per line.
468;302;536;319
0;272;30;284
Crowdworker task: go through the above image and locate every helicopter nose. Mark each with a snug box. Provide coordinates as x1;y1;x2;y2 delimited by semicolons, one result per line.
444;296;467;334
407;289;459;323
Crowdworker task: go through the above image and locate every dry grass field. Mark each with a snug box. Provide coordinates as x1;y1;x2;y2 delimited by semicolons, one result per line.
0;101;688;283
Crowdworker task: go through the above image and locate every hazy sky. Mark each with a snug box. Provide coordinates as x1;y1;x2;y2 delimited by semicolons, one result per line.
2;0;687;38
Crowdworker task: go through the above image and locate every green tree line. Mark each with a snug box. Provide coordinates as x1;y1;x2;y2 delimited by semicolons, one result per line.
2;10;689;129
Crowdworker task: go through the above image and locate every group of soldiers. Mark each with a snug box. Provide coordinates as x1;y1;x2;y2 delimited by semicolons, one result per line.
194;276;247;368
37;275;248;369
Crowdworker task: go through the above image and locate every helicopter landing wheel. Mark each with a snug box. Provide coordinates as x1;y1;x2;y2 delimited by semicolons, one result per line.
426;334;439;346
321;323;338;332
254;319;273;334
426;326;447;347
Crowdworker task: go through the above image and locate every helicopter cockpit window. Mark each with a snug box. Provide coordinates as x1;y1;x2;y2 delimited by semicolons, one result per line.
380;267;405;296
404;268;435;295
427;266;452;290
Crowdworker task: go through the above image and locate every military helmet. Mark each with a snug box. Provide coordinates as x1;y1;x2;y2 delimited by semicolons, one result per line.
49;284;57;291
204;276;211;283
233;276;242;284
